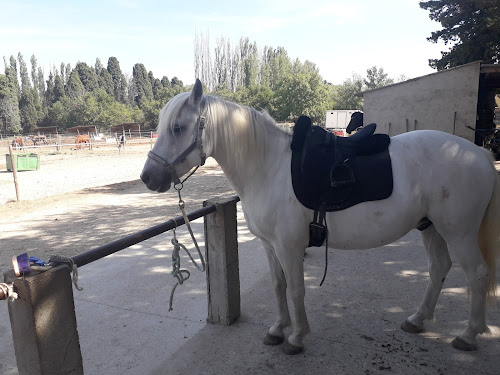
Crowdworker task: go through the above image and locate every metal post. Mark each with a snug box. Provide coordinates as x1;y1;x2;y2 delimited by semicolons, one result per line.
203;196;240;325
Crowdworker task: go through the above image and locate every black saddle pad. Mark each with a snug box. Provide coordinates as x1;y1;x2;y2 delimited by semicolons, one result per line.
291;116;393;212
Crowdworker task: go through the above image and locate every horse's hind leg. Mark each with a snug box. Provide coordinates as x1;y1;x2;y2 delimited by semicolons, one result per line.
447;236;490;350
261;240;291;346
402;225;451;333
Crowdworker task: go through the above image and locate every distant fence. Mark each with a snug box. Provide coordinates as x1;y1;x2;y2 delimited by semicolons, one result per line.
3;136;157;153
0;129;157;140
1;195;240;375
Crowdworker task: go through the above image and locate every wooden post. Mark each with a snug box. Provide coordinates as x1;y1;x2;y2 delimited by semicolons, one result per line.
8;144;20;202
4;266;84;375
203;196;240;325
150;131;153;149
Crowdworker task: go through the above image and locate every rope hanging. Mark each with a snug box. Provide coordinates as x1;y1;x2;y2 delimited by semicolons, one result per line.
0;282;18;301
168;174;206;311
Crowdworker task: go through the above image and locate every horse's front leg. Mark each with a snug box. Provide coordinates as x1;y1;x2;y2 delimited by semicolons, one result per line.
275;244;310;355
261;240;291;346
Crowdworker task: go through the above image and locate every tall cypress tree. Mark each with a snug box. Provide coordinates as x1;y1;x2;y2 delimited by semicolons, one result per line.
18;53;39;132
99;68;114;96
107;57;127;103
132;63;153;106
45;71;55;105
0;66;21;134
37;67;46;109
53;73;66;102
75;62;99;93
66;70;85;99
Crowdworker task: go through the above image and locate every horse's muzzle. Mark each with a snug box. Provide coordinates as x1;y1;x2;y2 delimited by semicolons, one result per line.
140;168;172;192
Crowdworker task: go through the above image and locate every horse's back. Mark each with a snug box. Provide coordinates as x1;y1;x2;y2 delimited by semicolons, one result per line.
327;129;495;249
390;129;495;230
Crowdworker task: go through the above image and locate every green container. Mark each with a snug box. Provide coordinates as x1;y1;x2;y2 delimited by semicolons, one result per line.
6;153;40;171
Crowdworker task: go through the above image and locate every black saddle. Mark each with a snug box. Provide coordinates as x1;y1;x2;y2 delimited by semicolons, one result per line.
291;116;393;213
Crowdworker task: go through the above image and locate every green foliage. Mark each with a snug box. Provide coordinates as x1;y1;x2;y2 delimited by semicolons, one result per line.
75;62;99;92
272;71;331;124
331;74;364;110
0;73;22;134
53;74;66;102
98;69;114;96
420;0;500;69
66;70;85;99
107;57;127;103
364;66;394;90
133;63;153;107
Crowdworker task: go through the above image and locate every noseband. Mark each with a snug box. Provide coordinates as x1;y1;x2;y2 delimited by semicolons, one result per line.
147;115;206;185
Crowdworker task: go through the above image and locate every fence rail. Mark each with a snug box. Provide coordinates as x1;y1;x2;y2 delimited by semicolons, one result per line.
73;203;218;267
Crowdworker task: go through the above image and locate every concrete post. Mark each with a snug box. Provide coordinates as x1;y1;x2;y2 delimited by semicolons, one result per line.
203;196;240;325
4;265;83;375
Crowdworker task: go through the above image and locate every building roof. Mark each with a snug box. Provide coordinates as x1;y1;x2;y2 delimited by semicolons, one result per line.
358;61;487;96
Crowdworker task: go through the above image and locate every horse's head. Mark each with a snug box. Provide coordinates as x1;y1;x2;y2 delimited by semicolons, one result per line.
141;79;206;192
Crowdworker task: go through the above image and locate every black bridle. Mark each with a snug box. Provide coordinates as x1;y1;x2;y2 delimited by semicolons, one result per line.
147;115;206;186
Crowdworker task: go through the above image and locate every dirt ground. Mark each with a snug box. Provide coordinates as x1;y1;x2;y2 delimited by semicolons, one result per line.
0;143;234;277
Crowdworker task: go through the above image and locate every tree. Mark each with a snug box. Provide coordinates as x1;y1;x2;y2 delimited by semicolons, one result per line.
66;70;85;99
0;73;22;134
53;73;66;102
332;74;364;110
272;70;331;124
107;57;127;103
98;68;114;96
132;63;153;107
75;62;99;93
161;76;171;88
37;67;46;108
45;71;55;105
420;0;500;69
364;66;394;90
18;53;39;131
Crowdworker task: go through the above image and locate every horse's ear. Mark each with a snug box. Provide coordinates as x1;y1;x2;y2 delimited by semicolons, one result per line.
189;78;203;105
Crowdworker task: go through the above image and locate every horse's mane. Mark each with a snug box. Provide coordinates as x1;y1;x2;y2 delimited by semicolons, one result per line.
158;92;292;167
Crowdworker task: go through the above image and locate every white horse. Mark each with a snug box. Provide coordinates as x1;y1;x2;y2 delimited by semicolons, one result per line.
141;79;499;355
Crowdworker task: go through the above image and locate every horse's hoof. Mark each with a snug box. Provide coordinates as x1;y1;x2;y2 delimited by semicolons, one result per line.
400;320;424;333
263;333;284;346
282;340;303;355
451;337;477;351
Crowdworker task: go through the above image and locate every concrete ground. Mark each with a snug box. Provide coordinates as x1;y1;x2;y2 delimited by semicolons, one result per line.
1;204;499;375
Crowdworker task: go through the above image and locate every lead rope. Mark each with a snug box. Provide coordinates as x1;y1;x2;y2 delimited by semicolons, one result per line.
0;282;18;301
168;176;206;311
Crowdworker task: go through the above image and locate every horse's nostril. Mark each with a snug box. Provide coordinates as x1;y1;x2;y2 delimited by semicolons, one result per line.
140;172;150;184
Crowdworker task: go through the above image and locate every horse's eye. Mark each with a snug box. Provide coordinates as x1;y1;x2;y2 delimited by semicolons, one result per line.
173;124;182;133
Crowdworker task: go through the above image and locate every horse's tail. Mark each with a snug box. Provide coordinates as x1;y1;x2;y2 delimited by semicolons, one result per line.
478;158;500;300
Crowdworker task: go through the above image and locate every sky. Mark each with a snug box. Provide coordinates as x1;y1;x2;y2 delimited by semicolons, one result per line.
0;0;448;86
